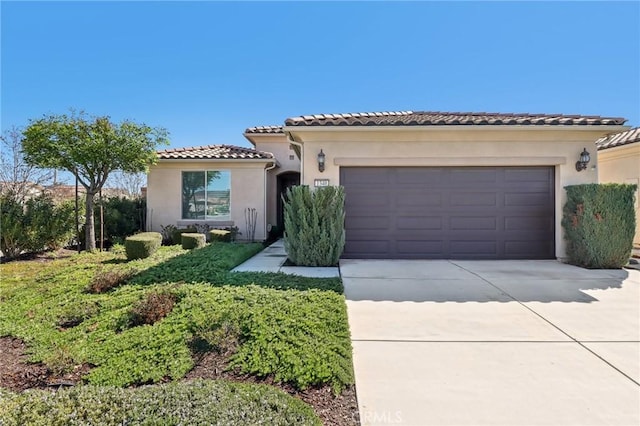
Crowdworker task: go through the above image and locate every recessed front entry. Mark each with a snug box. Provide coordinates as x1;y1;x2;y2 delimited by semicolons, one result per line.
340;166;555;259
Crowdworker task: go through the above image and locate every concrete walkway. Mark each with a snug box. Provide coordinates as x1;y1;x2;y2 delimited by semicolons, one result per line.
341;259;640;426
231;239;340;278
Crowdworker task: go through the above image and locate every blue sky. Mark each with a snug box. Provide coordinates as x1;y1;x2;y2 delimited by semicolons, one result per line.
2;1;639;151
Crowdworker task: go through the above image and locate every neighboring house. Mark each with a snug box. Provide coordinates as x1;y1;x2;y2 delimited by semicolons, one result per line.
147;111;628;260
596;127;640;245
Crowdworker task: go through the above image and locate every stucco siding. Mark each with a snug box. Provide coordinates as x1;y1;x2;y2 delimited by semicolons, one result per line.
252;136;300;229
147;161;268;241
598;143;640;244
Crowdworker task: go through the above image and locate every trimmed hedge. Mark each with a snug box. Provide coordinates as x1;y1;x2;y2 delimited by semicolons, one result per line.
0;380;321;425
171;227;196;245
210;229;232;242
284;185;345;266
562;183;637;268
125;232;162;260
182;233;206;249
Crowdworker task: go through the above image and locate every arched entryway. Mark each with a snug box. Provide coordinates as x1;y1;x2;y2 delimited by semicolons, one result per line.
276;171;300;236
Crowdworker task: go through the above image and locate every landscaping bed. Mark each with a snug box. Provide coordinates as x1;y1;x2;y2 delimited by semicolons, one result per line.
0;244;359;425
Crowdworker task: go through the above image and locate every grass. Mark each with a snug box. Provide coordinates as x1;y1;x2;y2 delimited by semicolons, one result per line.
0;243;354;393
0;379;321;425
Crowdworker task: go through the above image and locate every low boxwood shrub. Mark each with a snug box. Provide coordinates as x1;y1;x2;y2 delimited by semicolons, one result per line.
0;380;321;425
562;183;637;268
125;232;162;260
284;185;345;266
209;229;232;242
182;233;206;249
171;227;196;245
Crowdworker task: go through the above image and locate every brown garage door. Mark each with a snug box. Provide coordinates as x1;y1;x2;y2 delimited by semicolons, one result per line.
341;166;555;259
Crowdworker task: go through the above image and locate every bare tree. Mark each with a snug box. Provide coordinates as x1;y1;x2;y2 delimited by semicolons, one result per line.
107;171;147;198
0;127;53;201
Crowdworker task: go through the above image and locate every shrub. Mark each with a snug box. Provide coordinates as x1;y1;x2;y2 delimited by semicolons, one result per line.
125;232;162;260
0;192;76;259
182;233;206;249
283;185;345;266
129;290;177;326
209;229;232;242
562;183;637;268
98;196;146;241
171;227;196;245
87;269;135;293
160;224;177;245
0;380;321;425
0;193;25;259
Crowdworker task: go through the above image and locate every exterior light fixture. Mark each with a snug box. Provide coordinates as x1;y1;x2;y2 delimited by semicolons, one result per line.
575;148;591;172
317;149;326;172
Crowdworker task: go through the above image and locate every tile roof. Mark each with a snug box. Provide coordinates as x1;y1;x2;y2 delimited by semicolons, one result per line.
284;111;627;127
157;145;274;160
244;125;284;134
596;127;640;150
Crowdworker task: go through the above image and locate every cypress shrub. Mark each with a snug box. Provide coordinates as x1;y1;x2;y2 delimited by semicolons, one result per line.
283;185;345;266
209;229;231;242
562;183;636;268
125;232;162;260
182;233;206;250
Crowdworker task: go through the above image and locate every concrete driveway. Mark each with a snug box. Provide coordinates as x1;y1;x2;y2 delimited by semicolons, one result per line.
340;260;640;426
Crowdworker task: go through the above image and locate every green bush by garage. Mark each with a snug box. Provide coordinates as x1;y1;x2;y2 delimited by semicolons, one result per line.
562;183;637;268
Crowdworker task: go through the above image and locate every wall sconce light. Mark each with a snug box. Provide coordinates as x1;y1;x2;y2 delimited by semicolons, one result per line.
317;149;326;172
575;148;591;172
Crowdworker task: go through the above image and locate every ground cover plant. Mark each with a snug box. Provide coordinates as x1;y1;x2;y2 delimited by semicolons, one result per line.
0;242;356;424
0;379;321;425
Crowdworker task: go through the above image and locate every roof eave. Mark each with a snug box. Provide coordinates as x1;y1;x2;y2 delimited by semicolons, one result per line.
284;124;629;133
156;157;274;163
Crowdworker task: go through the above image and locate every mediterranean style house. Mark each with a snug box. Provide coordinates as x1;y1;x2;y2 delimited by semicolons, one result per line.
146;110;629;260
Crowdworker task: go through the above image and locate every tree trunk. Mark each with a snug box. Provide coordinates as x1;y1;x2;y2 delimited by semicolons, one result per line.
85;191;96;251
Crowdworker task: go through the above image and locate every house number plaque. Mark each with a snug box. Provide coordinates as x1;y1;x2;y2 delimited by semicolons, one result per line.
314;179;330;187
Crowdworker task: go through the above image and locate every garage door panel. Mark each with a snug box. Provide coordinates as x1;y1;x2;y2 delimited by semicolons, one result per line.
395;168;444;184
450;192;498;207
346;191;392;209
504;168;552;182
346;216;390;230
396;216;443;230
341;168;391;184
396;191;442;207
396;240;444;255
505;216;553;231
450;169;498;183
341;166;555;259
505;240;553;257
449;216;497;230
450;240;498;256
504;192;553;207
343;240;390;256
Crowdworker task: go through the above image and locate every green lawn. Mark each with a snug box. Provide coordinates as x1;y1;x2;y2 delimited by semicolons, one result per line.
0;242;354;423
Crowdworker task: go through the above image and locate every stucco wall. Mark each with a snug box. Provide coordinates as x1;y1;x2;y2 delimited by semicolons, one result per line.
147;160;268;241
287;126;624;259
598;143;640;244
251;135;300;229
